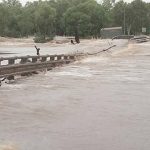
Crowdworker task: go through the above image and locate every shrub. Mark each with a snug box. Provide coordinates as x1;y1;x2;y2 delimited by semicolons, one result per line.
34;34;55;43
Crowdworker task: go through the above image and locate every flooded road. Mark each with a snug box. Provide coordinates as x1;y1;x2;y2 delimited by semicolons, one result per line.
0;40;150;150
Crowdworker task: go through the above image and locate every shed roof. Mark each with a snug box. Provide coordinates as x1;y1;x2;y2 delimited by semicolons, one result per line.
101;27;122;31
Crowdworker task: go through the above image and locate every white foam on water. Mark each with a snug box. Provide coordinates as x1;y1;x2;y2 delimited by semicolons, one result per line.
122;76;143;82
47;66;93;77
56;71;92;77
81;56;110;63
2;83;25;90
40;85;54;88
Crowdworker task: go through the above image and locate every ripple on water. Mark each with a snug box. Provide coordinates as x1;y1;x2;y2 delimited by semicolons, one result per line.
0;143;18;150
0;83;26;91
46;66;93;78
81;56;110;63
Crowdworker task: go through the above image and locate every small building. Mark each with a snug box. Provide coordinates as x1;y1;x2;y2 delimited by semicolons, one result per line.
146;27;150;34
101;27;123;39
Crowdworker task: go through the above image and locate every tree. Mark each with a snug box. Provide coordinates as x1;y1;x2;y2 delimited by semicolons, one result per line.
0;0;22;37
55;0;71;35
126;0;148;34
112;1;127;33
64;0;106;42
34;1;56;39
0;0;150;39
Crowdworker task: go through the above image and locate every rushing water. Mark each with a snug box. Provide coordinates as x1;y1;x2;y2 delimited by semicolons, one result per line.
0;40;150;150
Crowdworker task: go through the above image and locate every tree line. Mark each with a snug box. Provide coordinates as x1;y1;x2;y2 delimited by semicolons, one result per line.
0;0;150;42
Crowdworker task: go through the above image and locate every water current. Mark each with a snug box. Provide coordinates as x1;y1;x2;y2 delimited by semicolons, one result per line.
0;40;150;150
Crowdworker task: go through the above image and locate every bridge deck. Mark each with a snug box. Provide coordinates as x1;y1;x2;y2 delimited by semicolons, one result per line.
0;54;83;78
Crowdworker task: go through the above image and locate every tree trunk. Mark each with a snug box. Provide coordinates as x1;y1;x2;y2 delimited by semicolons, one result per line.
75;29;80;43
127;24;131;35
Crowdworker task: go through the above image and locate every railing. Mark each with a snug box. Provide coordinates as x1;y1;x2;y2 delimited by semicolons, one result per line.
0;54;83;78
0;44;118;80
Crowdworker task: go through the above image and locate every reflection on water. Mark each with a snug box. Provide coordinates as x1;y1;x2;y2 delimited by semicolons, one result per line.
0;40;150;150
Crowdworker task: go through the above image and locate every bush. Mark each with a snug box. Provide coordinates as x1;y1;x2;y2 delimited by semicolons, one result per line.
34;33;55;43
34;34;46;43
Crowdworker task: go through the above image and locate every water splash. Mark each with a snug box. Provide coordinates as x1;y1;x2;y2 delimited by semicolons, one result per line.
57;68;92;77
81;56;109;63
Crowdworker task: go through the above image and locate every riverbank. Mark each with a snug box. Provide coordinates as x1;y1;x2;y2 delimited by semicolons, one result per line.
0;36;74;47
0;38;130;58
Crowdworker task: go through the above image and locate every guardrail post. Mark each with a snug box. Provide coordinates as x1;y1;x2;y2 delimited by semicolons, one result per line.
21;57;28;64
50;56;55;61
64;55;70;64
0;58;3;66
8;59;15;65
69;55;75;60
57;55;62;60
41;56;47;62
0;53;78;80
32;57;38;63
64;55;69;60
7;58;16;80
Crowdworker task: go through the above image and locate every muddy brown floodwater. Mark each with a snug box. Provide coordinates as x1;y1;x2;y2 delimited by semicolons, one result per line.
0;40;150;150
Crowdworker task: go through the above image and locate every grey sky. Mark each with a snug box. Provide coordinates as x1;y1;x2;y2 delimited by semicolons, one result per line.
24;0;150;5
0;0;150;5
20;0;150;4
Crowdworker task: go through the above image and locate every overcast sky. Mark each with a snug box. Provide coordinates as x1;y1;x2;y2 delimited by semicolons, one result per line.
0;0;150;5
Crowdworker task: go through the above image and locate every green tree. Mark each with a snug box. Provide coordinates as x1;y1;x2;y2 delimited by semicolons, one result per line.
126;0;148;34
34;1;56;40
112;1;127;33
0;0;22;37
64;0;106;42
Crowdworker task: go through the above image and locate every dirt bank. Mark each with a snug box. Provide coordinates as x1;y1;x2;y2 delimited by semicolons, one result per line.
0;37;34;46
0;36;74;47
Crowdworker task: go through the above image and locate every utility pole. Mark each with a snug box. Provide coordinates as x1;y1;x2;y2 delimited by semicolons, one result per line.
123;6;126;35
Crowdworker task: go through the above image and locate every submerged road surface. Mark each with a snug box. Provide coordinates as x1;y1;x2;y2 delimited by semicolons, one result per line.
0;40;150;150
